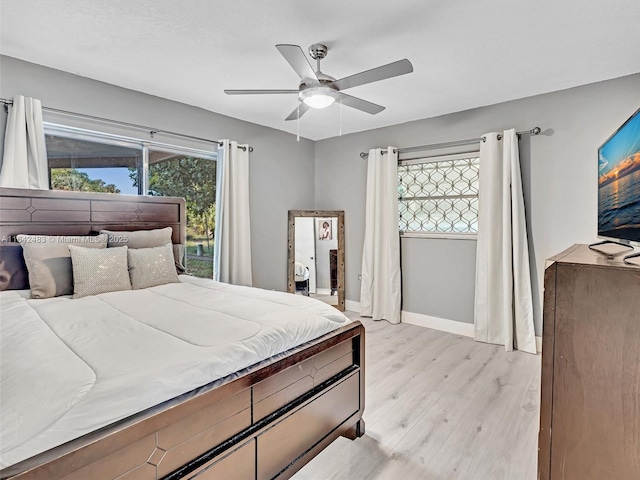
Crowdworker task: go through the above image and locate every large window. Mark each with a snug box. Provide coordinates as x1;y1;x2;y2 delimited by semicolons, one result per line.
44;124;217;278
398;152;479;236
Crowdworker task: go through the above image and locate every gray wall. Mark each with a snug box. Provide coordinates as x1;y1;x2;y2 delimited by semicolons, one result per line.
0;55;316;292
315;73;640;334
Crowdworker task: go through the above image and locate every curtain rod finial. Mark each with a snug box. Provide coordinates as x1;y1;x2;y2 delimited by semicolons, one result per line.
532;127;541;135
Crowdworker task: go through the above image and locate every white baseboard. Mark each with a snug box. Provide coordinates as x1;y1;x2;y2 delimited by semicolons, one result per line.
401;310;475;337
316;288;331;295
403;311;543;353
345;299;361;313
345;303;542;353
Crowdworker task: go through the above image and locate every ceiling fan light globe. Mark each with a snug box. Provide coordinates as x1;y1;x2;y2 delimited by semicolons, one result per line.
299;86;339;109
303;95;335;109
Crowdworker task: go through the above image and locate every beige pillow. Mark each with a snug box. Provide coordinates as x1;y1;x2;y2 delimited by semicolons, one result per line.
100;227;186;272
172;243;187;274
68;245;132;298
100;227;173;249
128;243;179;289
17;234;108;298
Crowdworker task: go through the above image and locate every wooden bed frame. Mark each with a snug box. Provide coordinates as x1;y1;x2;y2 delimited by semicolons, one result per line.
0;188;365;480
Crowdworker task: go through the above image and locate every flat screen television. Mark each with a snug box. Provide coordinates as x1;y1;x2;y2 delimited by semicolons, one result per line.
598;106;640;245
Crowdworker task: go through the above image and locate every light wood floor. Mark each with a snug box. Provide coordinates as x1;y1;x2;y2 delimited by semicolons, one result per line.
293;313;541;480
310;293;339;306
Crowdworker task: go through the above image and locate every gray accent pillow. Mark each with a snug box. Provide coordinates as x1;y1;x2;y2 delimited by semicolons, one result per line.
100;227;187;273
128;243;180;289
68;245;132;299
17;234;108;298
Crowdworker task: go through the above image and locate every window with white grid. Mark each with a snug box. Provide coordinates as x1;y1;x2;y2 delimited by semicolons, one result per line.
398;152;480;236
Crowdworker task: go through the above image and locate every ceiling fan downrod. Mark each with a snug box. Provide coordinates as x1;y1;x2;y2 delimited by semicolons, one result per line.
308;43;328;74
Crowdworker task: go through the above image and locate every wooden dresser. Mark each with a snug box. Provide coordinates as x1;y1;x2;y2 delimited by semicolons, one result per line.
538;244;640;480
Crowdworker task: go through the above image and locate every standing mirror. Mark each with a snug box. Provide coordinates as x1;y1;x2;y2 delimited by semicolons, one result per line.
288;210;345;311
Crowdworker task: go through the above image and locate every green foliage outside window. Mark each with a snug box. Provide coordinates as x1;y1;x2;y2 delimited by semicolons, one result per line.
50;168;120;193
131;156;217;258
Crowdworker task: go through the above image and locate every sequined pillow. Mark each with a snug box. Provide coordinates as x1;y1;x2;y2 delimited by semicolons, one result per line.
68;245;132;299
127;243;179;290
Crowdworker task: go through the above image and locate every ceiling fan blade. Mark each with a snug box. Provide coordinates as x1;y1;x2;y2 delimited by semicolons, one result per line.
224;89;299;95
332;59;413;91
285;103;311;121
276;44;319;82
339;93;385;115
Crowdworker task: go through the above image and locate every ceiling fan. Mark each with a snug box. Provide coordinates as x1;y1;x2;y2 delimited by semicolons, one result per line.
224;43;413;121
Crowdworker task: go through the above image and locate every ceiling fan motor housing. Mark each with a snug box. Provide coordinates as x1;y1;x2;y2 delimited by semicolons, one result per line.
309;43;328;60
300;75;336;90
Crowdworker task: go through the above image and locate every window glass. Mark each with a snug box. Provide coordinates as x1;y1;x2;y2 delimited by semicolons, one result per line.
148;150;217;279
398;154;479;235
46;135;142;194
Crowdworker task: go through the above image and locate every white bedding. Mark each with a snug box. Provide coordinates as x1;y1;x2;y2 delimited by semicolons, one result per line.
294;262;310;281
0;276;349;468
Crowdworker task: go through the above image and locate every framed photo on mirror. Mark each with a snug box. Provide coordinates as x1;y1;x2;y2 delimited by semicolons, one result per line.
318;219;332;240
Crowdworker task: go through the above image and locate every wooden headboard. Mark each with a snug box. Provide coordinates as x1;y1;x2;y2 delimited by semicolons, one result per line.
0;187;187;290
0;187;186;243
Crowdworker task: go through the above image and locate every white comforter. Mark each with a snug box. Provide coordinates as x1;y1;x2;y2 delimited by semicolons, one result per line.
0;276;348;468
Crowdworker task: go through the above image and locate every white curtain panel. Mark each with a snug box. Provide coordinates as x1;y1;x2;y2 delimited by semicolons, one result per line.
0;95;48;189
360;147;401;324
214;140;253;286
474;129;536;354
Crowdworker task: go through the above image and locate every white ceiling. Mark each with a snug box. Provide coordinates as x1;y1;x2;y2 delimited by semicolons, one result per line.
2;0;640;141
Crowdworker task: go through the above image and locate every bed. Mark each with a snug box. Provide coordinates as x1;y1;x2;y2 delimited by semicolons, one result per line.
0;187;365;480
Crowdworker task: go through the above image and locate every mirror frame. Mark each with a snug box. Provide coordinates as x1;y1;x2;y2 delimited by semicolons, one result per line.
288;210;345;311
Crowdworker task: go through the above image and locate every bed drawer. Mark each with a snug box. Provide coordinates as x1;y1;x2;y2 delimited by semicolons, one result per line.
253;339;353;422
63;434;158;480
256;371;360;480
155;389;251;478
183;440;254;480
57;389;251;480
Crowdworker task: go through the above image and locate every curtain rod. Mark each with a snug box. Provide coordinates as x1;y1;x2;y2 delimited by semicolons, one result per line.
359;127;542;159
1;98;254;152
